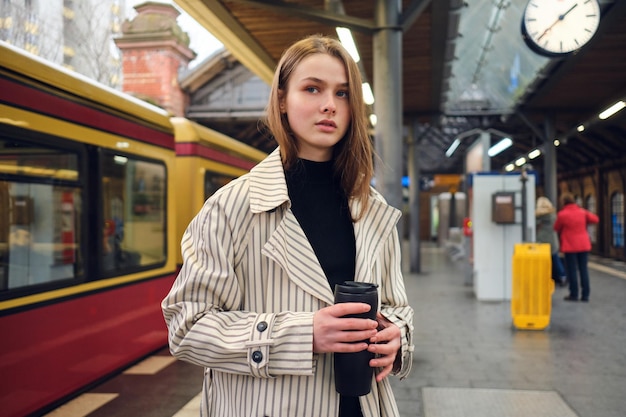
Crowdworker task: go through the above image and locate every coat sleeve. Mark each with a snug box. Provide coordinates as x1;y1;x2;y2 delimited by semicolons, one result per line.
161;192;315;378
378;225;414;379
586;210;600;225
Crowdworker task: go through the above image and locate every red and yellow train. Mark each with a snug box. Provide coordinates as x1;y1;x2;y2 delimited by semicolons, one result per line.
0;41;266;417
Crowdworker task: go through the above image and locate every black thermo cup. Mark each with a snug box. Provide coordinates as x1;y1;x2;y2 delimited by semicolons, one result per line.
333;281;378;396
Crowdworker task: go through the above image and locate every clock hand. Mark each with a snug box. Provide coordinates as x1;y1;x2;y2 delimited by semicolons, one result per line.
559;3;578;20
537;19;560;41
537;2;580;41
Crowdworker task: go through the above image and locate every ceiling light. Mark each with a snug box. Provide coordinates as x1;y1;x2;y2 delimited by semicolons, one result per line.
445;138;461;157
369;114;377;127
362;82;374;105
505;163;515;172
336;27;360;63
515;157;526;166
599;100;625;120
528;149;541;159
577;125;585;132
553;139;561;146
487;137;512;157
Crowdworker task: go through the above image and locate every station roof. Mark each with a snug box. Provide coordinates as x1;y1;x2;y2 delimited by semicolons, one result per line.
174;0;626;177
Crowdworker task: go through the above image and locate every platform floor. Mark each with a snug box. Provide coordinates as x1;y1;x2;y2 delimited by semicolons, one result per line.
44;243;626;417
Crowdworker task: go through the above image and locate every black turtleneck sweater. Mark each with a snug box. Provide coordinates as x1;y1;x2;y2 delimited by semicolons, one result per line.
285;159;363;417
285;158;356;290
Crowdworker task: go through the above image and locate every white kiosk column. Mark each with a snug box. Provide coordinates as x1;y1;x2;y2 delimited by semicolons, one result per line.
470;172;536;301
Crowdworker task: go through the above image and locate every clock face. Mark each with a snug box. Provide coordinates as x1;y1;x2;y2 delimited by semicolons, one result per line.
521;0;601;57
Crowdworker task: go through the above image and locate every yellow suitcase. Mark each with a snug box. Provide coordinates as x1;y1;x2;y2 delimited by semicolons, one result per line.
511;243;554;330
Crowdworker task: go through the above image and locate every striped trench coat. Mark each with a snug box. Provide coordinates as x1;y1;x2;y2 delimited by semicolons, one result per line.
162;148;414;417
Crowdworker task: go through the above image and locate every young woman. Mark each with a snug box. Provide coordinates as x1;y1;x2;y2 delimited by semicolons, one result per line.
162;35;414;417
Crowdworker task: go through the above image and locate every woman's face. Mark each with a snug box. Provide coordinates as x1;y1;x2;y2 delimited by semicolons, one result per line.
281;53;351;161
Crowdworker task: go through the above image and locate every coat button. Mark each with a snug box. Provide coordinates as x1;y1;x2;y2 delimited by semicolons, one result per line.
252;350;263;363
257;321;268;332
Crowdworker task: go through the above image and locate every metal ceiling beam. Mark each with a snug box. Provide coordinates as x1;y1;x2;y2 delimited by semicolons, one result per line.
574;133;611;159
400;0;431;32
174;0;276;84
595;125;626;150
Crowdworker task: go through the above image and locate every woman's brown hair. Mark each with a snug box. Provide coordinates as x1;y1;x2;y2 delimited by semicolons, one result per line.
264;34;373;221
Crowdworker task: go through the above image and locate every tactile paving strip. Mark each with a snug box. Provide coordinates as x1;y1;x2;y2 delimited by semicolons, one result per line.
423;387;578;417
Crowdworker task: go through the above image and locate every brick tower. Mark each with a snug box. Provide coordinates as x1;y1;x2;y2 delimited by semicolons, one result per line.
114;2;196;116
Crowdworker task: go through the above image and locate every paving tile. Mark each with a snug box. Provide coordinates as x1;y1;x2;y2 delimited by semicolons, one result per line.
422;387;577;417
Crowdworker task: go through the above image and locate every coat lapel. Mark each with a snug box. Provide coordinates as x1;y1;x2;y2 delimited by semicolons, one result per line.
249;148;334;305
248;149;401;306
262;210;335;306
352;194;402;282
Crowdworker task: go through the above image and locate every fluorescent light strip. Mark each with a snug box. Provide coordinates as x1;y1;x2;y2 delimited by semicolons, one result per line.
445;138;461;157
599;100;625;120
528;149;541;159
362;82;374;105
336;27;360;63
487;137;512;157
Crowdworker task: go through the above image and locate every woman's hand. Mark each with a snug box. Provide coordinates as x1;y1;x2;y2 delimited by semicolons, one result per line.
313;303;378;353
368;312;401;381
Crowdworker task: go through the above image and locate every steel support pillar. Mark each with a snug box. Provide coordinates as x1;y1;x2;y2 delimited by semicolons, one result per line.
480;130;491;172
408;120;421;273
543;116;558;204
373;0;403;210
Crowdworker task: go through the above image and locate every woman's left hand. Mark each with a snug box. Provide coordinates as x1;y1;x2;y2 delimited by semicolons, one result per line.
367;312;401;381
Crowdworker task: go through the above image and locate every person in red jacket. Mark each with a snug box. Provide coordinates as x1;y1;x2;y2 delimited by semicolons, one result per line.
553;192;600;302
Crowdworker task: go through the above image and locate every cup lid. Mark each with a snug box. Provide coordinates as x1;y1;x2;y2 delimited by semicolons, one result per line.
335;281;378;294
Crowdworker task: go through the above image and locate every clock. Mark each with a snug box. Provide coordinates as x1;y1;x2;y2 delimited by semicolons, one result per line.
521;0;601;57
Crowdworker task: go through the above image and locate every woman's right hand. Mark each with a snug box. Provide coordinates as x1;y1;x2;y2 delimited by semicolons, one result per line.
312;303;378;353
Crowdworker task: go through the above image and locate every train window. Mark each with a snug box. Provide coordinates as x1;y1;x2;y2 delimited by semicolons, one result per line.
0;139;82;292
610;192;624;248
101;154;166;274
204;170;235;200
0;140;79;180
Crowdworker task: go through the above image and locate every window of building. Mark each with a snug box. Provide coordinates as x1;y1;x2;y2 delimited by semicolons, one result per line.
586;194;597;244
611;192;624;248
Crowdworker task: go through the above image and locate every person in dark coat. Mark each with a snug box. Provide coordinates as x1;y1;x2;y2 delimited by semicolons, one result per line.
535;196;566;287
554;192;600;302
